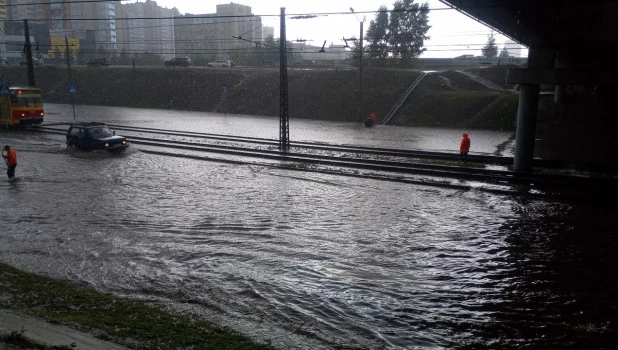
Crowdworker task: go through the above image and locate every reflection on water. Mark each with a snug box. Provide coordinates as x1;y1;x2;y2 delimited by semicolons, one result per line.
44;103;515;156
1;106;616;349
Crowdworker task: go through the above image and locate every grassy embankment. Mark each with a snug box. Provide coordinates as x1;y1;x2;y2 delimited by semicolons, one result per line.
1;65;519;130
0;261;274;349
392;70;519;131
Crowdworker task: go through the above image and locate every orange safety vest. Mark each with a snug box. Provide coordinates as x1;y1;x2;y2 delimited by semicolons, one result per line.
4;149;17;167
460;134;471;153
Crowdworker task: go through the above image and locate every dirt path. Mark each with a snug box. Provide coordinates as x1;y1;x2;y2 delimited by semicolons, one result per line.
0;309;129;350
455;70;513;91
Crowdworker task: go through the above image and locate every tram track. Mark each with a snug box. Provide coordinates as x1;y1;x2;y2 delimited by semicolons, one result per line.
103;123;515;166
30;123;615;197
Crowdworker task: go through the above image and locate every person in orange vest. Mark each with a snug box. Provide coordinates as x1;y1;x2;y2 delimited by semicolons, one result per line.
2;145;17;179
459;132;471;161
364;112;377;127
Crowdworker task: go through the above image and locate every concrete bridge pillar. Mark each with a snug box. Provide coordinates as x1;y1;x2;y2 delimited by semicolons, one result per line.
514;48;555;172
554;84;566;105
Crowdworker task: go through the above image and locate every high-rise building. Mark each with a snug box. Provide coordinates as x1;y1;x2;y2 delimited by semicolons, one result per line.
215;3;262;51
504;39;523;57
49;0;72;31
5;0;32;21
4;0;50;22
116;2;147;55
69;0;118;54
1;1;51;64
174;3;262;59
262;26;274;40
117;0;179;58
1;21;47;64
0;0;5;63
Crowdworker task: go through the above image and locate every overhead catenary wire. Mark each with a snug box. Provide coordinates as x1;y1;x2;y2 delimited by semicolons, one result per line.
2;0;124;7
1;3;523;59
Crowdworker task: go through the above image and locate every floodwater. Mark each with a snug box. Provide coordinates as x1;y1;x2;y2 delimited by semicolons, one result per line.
1;104;616;349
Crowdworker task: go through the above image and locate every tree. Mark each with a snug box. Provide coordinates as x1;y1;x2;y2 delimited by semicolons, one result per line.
365;6;390;64
387;0;431;65
481;32;499;58
357;1;430;67
352;1;430;67
499;47;511;58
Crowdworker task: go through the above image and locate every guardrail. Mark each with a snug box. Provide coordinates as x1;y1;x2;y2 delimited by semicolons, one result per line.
380;72;428;125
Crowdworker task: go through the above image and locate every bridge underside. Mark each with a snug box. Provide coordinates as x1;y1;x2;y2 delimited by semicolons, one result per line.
440;0;618;171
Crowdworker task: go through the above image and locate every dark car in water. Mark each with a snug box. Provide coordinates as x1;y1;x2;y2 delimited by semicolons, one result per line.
66;122;129;152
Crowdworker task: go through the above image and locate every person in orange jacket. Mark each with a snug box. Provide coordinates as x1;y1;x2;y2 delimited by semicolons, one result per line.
2;145;17;179
459;132;471;161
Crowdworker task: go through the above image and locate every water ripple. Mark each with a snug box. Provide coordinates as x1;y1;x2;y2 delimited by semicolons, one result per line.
1;113;616;349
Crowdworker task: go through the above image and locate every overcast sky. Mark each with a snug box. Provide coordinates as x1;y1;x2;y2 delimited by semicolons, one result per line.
123;0;528;58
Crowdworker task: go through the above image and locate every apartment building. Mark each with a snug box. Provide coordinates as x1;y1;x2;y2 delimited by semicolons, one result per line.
174;3;262;60
69;0;118;54
263;26;275;40
4;0;44;23
117;0;178;58
0;1;5;63
1;1;51;64
2;1;264;63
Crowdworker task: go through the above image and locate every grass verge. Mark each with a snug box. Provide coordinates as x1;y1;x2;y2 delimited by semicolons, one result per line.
0;328;76;349
0;262;275;350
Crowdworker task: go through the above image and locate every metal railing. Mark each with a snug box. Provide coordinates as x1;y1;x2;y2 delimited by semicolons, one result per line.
380;72;428;125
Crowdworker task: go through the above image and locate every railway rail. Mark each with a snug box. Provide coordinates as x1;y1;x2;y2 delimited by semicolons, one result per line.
30;123;616;198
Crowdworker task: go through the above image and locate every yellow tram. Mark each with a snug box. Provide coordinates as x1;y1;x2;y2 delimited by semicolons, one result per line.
0;86;44;127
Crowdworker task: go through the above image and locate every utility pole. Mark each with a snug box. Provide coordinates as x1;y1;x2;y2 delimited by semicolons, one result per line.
66;36;76;120
357;20;364;123
279;7;290;151
23;20;36;87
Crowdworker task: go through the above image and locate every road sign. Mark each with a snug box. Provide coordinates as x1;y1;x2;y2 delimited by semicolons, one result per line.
0;85;9;96
68;85;77;94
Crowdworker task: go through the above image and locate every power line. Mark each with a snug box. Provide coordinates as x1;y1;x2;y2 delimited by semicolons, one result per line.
2;4;481;23
3;0;123;8
0;3;524;58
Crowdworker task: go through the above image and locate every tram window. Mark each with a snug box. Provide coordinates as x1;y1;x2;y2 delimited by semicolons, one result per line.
9;94;42;107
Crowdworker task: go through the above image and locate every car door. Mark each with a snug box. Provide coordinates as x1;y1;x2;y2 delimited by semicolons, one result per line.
83;129;95;150
76;128;89;149
67;127;80;148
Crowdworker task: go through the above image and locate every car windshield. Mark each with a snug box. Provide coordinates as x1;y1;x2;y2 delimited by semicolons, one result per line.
88;126;114;138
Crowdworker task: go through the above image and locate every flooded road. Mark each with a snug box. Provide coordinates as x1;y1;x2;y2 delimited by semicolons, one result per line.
1;105;616;349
